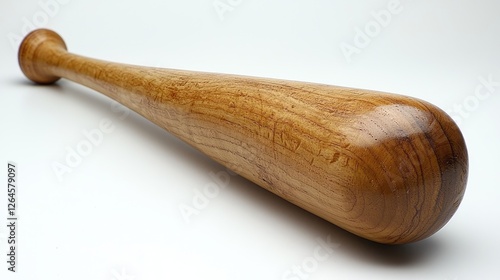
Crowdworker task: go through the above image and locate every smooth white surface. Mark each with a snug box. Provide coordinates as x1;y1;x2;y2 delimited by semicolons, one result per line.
1;1;499;279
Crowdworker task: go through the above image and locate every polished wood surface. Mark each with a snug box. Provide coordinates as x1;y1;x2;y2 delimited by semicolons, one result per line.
18;29;468;244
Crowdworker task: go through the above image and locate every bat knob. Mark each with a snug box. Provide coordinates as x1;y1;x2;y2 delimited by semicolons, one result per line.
18;29;67;84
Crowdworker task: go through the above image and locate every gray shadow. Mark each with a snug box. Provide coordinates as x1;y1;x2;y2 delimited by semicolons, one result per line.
222;174;441;267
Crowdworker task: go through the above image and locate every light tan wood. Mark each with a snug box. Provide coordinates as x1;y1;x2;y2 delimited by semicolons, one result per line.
18;29;468;244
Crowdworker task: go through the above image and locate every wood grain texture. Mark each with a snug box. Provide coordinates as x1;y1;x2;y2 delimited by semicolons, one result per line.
18;29;468;244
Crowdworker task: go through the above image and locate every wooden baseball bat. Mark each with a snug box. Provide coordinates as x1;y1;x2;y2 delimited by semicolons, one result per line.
18;29;468;244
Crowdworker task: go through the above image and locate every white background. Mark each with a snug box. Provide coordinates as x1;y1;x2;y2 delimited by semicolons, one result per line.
1;0;500;279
